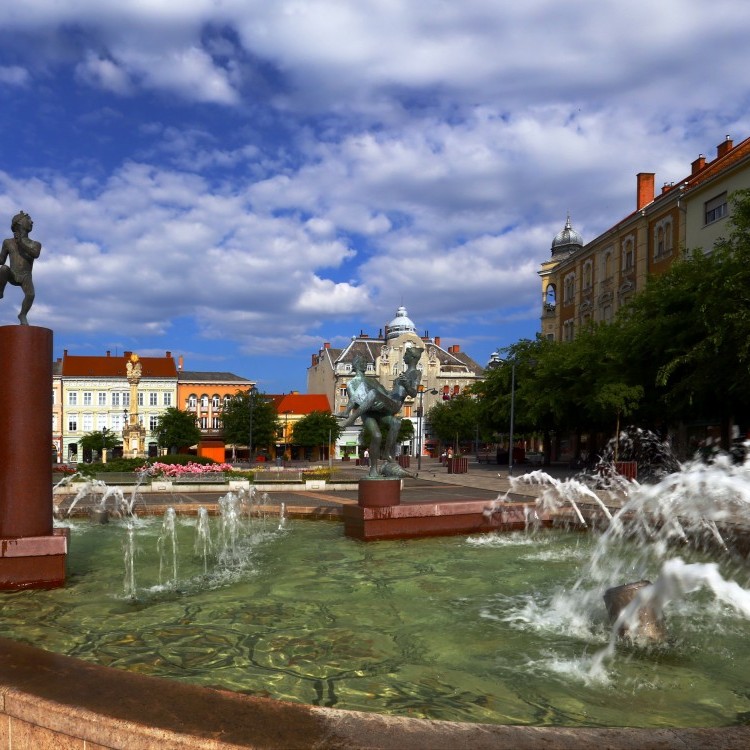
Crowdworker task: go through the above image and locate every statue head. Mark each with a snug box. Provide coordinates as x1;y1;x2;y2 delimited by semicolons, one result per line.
11;211;32;234
351;353;369;373
403;346;424;367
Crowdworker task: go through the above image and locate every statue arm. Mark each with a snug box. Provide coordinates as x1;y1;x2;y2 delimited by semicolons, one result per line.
17;238;41;261
0;239;10;265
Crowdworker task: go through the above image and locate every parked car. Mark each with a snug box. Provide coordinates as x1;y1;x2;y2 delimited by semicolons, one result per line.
525;451;544;466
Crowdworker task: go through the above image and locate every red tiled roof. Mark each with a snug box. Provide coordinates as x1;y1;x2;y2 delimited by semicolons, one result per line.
270;393;331;415
62;353;177;378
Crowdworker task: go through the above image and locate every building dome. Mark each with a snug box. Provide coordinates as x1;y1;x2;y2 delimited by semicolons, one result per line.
551;215;583;257
386;305;417;340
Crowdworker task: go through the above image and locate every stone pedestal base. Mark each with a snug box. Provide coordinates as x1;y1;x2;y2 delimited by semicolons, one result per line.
0;529;68;590
358;479;401;508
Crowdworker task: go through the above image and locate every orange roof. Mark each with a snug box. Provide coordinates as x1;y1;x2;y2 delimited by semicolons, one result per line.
271;393;331;415
62;352;177;378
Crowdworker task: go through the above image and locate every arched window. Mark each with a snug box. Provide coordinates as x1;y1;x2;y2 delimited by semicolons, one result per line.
211;395;220;408
622;237;635;271
545;284;557;307
200;395;209;408
188;394;197;409
582;261;593;290
563;273;576;304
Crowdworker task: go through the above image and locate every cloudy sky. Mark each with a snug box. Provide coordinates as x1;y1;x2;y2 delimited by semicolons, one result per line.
1;1;749;393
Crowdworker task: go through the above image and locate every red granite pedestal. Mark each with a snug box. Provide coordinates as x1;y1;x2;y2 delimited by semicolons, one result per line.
344;498;541;542
0;325;67;590
358;478;401;508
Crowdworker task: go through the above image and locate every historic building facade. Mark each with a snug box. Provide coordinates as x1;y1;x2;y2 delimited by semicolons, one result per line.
307;306;485;458
540;135;750;341
59;350;178;462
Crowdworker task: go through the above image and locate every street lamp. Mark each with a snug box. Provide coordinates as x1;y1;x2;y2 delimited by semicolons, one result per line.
416;385;438;472
508;361;516;477
247;385;255;466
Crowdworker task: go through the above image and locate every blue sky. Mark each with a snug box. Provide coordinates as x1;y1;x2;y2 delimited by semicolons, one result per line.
1;1;749;393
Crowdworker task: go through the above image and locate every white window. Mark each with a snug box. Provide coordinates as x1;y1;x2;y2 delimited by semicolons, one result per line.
563;320;575;342
82;413;93;431
654;218;673;259
149;392;158;406
68;414;78;431
339;386;348;398
622;237;635;271
212;395;220;408
97;414;107;430
582;260;593;290
111;413;122;430
52;390;57;404
68;392;78;406
83;392;92;406
705;192;727;225
563;273;576;304
163;392;172;407
200;416;207;429
200;395;209;408
138;392;144;407
52;414;57;430
212;416;221;429
149;415;159;430
98;392;107;406
123;392;130;407
112;392;120;407
223;395;230;407
188;395;197;408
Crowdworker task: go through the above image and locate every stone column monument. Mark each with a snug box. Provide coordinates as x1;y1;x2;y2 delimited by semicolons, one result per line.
123;353;146;459
0;213;67;589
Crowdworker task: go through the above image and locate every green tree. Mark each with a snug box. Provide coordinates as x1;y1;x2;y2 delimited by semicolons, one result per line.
427;394;480;448
154;407;201;453
292;411;342;456
221;389;279;455
397;418;414;444
78;429;120;456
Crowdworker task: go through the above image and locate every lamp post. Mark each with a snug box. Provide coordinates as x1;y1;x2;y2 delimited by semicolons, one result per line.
247;385;254;466
508;361;516;477
416;385;438;472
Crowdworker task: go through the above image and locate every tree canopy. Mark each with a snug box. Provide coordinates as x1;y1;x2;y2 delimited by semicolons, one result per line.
291;411;341;448
154;407;201;452
221;389;279;454
78;429;121;453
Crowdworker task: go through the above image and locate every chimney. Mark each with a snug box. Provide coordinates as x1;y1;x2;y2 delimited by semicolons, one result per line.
691;154;706;175
637;172;655;210
124;351;132;358
106;350;110;357
63;349;68;357
453;344;460;353
311;354;318;366
434;336;441;347
661;182;674;195
166;351;172;358
178;354;184;370
324;342;331;349
717;135;734;159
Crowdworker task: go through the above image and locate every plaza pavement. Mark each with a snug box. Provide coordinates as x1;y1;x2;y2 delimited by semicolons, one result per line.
130;457;582;515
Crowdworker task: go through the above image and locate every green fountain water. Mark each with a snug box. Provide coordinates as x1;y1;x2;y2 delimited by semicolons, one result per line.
2;511;750;728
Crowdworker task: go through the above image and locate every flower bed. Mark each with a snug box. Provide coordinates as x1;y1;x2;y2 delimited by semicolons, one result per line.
139;461;235;478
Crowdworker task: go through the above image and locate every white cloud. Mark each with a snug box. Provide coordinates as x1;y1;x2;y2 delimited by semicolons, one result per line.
0;66;30;87
75;52;132;95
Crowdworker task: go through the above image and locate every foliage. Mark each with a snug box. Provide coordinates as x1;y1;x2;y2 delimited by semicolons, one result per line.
146;453;216;466
154;407;201;452
140;461;233;477
78;429;120;453
397;418;414;443
221;389;280;454
427;394;481;445
291;411;341;447
75;457;145;476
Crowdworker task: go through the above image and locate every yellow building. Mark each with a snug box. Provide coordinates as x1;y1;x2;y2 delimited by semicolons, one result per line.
540;135;750;340
307;306;484;458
